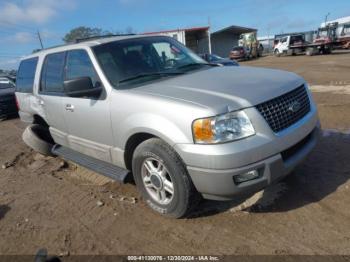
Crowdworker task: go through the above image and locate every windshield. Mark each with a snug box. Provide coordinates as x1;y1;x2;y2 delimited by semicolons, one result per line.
93;36;207;87
318;29;328;37
232;46;243;51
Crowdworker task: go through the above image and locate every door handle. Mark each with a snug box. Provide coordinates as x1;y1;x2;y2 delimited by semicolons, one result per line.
65;104;74;112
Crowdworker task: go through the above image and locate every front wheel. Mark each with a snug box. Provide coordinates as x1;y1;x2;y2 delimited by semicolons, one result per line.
132;138;200;218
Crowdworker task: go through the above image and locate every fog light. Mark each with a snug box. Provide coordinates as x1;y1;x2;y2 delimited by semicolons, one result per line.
233;170;260;184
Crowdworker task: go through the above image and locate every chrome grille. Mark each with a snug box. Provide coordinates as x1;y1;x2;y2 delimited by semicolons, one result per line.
256;85;310;133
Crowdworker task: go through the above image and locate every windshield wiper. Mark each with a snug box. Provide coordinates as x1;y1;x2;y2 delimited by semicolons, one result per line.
177;62;219;70
119;72;184;84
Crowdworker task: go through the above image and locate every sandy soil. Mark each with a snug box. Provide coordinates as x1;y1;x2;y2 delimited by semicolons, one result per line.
0;53;349;256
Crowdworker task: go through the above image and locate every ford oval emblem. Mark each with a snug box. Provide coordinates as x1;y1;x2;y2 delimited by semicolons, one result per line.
288;101;301;113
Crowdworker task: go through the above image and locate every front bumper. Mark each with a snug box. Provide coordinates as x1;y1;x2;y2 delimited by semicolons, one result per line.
174;102;320;200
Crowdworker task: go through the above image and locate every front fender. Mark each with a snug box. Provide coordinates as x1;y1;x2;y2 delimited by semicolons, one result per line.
117;112;192;149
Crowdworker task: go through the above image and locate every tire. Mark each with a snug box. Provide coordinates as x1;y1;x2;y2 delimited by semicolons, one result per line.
306;47;317;56
132;138;200;218
274;49;280;57
324;47;332;54
22;124;54;156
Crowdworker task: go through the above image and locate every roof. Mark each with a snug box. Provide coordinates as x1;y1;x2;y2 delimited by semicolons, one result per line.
257;36;275;41
211;25;256;35
22;34;160;60
143;26;210;35
321;16;350;27
275;30;315;38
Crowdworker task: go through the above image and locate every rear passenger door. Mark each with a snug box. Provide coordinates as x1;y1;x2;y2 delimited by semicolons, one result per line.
39;52;69;147
62;49;114;163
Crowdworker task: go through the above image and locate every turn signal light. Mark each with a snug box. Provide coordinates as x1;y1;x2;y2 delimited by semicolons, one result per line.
192;118;213;143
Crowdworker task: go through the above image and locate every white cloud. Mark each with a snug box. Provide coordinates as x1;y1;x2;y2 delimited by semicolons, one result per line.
14;32;36;43
0;0;76;25
0;32;36;44
0;58;21;70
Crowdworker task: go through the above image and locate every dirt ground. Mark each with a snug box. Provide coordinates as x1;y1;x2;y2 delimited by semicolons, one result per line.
0;52;350;257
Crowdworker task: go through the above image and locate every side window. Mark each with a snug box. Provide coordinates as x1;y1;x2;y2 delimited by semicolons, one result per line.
16;57;38;93
65;50;98;86
41;52;65;93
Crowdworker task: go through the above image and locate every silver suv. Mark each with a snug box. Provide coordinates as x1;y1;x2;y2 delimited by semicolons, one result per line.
15;35;319;218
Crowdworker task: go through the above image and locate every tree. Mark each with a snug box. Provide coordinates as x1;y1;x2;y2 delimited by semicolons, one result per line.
63;26;112;43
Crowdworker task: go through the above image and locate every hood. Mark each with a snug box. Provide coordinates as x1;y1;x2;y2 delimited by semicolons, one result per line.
131;66;305;114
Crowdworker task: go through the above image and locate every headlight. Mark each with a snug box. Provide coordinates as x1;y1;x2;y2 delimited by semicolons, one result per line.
192;110;255;144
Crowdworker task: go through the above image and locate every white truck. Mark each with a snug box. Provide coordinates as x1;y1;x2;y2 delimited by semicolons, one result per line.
273;34;306;56
274;16;350;57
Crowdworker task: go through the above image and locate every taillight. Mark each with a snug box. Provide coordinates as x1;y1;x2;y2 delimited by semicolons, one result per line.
15;95;20;111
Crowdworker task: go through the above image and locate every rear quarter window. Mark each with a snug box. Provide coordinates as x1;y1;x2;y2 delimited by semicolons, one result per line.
16;57;38;93
40;52;66;93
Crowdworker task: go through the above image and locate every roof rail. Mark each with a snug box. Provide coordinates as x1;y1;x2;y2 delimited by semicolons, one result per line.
75;34;136;43
32;43;69;53
31;33;137;54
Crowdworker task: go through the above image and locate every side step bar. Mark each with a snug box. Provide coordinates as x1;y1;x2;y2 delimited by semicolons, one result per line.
52;145;129;183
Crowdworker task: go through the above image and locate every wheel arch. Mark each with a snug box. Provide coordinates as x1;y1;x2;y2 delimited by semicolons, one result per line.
33;114;49;128
123;132;157;171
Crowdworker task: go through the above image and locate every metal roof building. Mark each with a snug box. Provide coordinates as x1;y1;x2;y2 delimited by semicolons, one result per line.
143;26;211;54
210;25;256;57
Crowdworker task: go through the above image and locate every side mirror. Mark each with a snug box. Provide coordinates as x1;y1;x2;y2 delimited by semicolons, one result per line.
64;77;102;98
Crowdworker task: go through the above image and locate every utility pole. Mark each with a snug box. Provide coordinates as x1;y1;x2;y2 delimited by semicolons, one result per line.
325;12;331;25
208;16;212;54
267;27;270;53
37;31;44;49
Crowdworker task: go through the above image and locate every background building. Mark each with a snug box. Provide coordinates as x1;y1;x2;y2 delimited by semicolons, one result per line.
320;16;350;37
143;27;211;54
257;35;275;53
210;25;256;57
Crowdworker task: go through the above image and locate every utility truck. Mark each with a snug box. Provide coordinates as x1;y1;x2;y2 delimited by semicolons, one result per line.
238;32;263;59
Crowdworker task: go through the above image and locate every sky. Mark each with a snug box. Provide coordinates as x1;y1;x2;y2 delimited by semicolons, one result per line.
0;0;349;69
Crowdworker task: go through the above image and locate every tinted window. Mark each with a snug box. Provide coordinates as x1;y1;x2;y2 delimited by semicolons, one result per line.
16;57;38;93
66;50;98;85
41;52;65;93
290;35;304;44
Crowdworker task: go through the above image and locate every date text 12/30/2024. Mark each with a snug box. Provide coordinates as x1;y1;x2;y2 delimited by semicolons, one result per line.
127;256;220;261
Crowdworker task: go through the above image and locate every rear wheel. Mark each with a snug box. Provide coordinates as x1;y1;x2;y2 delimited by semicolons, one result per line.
132;138;200;218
